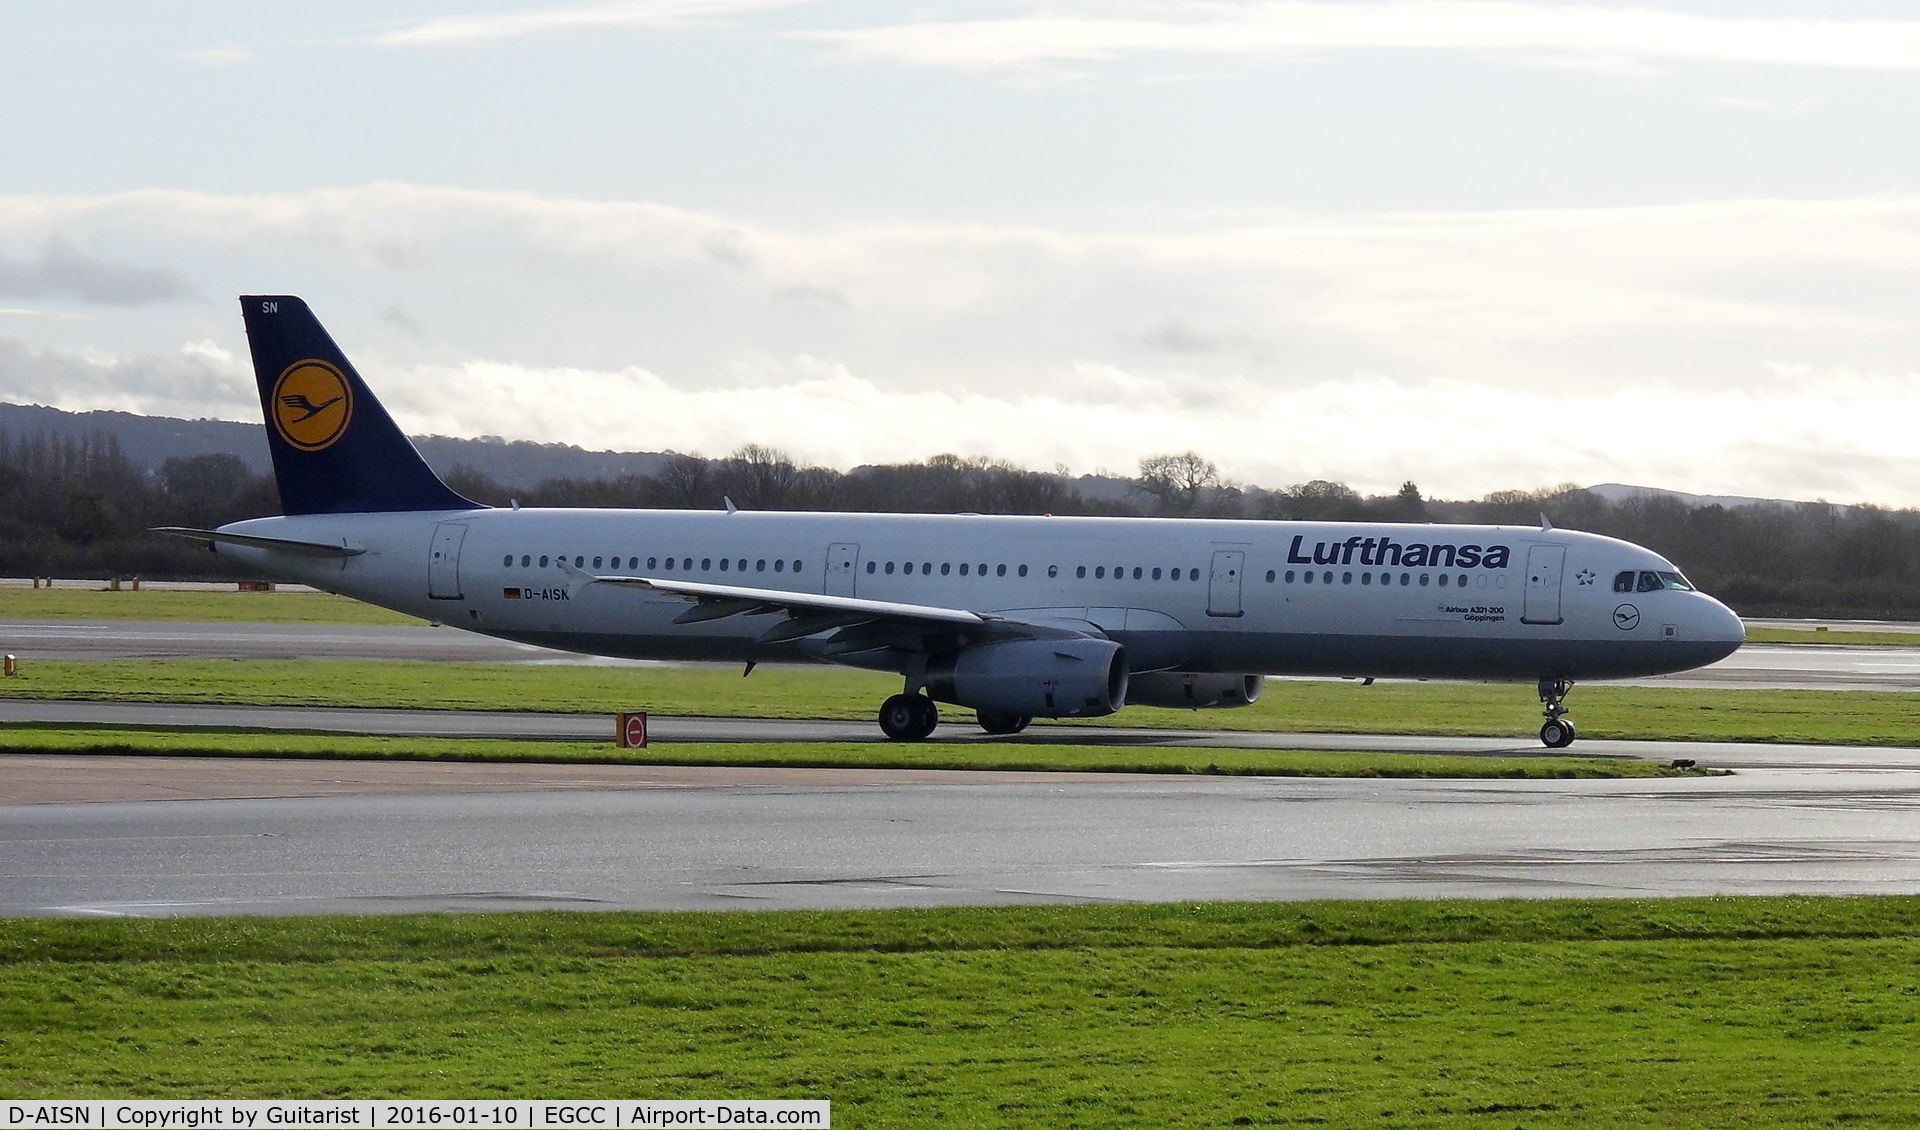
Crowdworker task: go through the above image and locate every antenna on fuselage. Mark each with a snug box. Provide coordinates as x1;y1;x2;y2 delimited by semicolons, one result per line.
724;496;738;514
1539;513;1554;531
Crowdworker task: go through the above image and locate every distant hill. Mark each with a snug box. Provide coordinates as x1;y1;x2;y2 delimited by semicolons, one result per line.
0;402;672;485
1584;482;1815;510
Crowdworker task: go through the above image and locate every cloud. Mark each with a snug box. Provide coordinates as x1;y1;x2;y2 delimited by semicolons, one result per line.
1706;93;1826;117
367;0;819;48
7;184;1920;503
806;3;1920;74
0;238;193;306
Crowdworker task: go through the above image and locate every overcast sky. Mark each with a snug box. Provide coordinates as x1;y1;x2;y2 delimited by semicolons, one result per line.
5;1;1920;503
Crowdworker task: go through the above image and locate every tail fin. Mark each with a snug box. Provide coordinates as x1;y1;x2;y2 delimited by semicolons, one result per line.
240;295;479;516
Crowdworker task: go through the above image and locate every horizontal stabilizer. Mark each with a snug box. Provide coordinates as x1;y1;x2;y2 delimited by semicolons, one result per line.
151;527;366;558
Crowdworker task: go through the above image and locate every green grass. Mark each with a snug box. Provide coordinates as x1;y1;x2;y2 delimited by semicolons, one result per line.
0;586;422;625
5;898;1920;1124
7;658;1920;745
1746;626;1920;647
0;725;1704;778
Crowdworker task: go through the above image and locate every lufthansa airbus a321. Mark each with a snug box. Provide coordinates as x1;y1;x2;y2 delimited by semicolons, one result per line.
160;296;1747;746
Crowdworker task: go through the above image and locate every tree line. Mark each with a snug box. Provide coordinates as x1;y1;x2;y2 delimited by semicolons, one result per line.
3;429;1914;619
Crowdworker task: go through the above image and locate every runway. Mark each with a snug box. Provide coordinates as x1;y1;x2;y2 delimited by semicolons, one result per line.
6;754;1920;916
6;617;1920;918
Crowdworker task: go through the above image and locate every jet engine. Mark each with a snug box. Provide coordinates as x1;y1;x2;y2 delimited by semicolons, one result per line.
925;638;1128;718
1127;672;1265;709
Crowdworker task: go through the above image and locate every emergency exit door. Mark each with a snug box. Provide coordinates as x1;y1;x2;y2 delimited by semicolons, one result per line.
825;542;859;597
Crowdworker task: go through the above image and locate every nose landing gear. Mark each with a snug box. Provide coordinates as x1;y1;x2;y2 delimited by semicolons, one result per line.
1537;677;1576;748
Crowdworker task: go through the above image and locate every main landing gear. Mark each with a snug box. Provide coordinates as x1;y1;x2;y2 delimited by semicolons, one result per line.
879;692;939;741
976;711;1032;736
1537;677;1576;748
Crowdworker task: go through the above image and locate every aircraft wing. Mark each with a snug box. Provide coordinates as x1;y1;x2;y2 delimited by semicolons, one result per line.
565;563;1099;647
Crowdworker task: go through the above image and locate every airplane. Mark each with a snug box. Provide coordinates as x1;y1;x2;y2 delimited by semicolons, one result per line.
159;296;1746;747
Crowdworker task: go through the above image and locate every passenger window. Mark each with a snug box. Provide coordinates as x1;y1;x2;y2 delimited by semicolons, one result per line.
757;560;767;572
663;558;675;571
1361;572;1371;585
1285;570;1295;583
774;559;785;573
792;561;802;573
997;564;1007;577
1400;573;1410;586
1614;571;1634;593
919;562;930;575
959;563;969;576
574;556;584;568
1342;571;1352;584
592;556;603;569
1152;567;1162;580
1190;568;1200;581
1419;574;1429;587
647;557;657;569
978;562;987;575
521;555;531;567
539;555;548;567
1322;571;1332;584
885;562;895;575
866;561;876;574
1265;570;1276;583
1304;571;1315;585
1077;566;1087;579
1458;574;1468;588
1637;571;1662;593
502;555;512;567
1438;574;1448;587
942;563;952;576
1095;566;1106;579
682;558;692;570
701;558;711;571
1132;567;1143;580
719;559;730;571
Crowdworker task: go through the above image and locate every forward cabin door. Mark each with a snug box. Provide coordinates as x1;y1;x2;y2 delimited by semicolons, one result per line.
428;522;468;600
1521;543;1565;625
825;542;859;597
1207;548;1246;618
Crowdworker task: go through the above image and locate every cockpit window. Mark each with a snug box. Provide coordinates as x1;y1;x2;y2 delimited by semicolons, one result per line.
1613;571;1634;593
1658;571;1694;591
1636;571;1663;593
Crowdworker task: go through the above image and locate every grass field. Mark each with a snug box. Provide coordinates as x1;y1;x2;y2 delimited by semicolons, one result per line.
5;898;1920;1123
1746;626;1920;647
0;586;422;625
7;658;1920;745
0;725;1705;778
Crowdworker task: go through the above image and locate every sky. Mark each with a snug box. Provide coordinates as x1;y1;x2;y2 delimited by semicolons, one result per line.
4;1;1920;504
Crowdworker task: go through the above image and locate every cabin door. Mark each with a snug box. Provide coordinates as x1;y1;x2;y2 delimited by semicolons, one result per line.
825;542;860;597
1206;548;1245;618
1521;543;1565;625
428;522;468;600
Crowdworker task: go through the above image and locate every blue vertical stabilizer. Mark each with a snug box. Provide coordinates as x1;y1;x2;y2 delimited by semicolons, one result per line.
240;295;479;516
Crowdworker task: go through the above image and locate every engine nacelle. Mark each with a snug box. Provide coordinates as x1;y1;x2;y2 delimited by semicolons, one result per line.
925;638;1129;718
1126;672;1265;710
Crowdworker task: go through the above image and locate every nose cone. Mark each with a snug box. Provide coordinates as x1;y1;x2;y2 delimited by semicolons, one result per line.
1699;594;1746;661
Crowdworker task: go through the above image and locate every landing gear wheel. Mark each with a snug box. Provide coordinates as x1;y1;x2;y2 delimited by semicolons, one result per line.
879;694;922;740
977;711;1032;736
1540;717;1577;749
909;694;939;739
1536;677;1576;748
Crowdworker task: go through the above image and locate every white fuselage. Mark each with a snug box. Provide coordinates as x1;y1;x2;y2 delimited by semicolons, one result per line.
217;507;1746;682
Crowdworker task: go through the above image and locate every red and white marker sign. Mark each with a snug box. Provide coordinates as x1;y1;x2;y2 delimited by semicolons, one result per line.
617;711;649;749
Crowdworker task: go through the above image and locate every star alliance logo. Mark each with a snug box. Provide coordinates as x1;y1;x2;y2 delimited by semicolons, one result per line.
1575;568;1596;586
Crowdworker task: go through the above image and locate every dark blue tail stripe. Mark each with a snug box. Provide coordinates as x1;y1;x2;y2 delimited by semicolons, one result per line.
240;295;479;516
